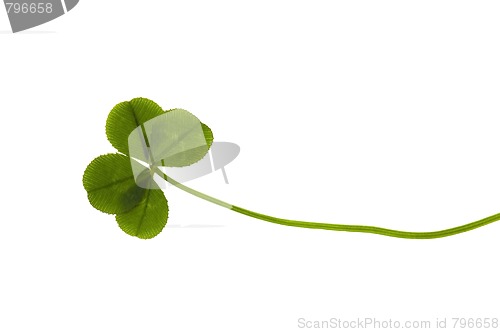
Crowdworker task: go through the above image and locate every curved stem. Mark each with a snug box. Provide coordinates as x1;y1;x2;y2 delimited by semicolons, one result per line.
230;206;500;239
154;168;500;239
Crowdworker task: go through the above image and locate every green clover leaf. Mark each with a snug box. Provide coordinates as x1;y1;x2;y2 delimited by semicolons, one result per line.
83;153;146;214
105;98;164;156
116;188;168;239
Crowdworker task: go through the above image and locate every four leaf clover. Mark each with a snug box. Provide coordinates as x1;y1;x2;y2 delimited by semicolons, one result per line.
83;98;213;239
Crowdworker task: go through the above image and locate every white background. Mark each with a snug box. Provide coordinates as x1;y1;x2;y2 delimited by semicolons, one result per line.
1;1;500;331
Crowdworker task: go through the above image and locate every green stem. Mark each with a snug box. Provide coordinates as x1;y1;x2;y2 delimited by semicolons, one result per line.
231;206;500;239
154;167;232;209
154;168;500;239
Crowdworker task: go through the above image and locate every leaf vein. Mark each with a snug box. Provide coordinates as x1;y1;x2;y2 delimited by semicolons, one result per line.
87;176;133;193
136;190;152;236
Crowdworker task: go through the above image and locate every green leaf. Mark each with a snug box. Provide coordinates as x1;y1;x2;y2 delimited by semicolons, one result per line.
106;98;164;155
83;154;146;214
166;108;213;149
116;188;169;239
128;108;213;168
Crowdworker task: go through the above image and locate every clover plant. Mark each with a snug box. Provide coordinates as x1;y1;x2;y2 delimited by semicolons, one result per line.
83;98;500;239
